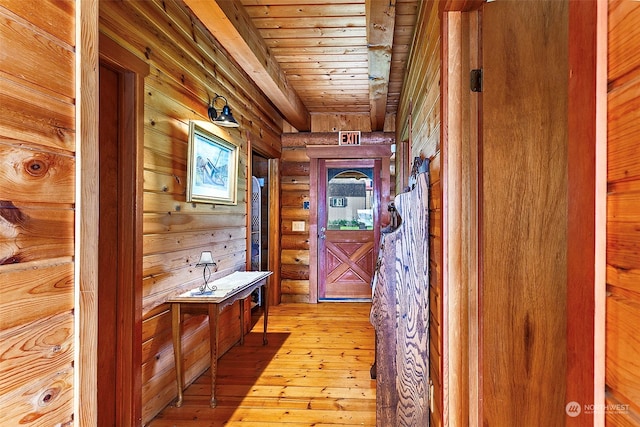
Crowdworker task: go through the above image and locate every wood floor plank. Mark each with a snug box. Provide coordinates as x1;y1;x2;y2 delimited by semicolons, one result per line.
148;302;376;426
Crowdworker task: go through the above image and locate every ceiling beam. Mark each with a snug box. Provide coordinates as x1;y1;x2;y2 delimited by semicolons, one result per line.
184;0;311;131
367;0;396;131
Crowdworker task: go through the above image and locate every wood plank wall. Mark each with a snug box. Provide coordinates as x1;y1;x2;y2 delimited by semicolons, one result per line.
606;1;640;423
280;132;394;303
0;1;76;425
98;1;283;423
395;2;443;425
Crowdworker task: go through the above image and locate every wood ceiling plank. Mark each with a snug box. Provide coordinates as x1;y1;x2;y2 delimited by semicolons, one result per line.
279;61;369;69
288;79;367;88
258;27;366;39
288;74;369;81
285;67;368;74
270;46;369;55
266;37;368;47
276;54;369;63
366;0;396;130
244;4;365;17
251;16;366;29
183;0;311;131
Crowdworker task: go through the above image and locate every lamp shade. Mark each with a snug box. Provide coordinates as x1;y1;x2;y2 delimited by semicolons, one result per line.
197;251;215;266
208;95;240;128
214;105;239;128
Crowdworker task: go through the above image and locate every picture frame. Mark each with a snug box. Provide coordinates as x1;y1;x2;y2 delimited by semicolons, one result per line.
186;121;238;205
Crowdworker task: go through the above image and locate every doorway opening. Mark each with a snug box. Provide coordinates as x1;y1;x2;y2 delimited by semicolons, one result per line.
97;34;148;427
251;152;270;272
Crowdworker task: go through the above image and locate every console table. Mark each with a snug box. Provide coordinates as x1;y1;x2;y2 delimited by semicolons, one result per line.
168;271;272;408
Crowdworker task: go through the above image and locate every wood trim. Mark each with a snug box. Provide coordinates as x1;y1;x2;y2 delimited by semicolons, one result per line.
99;31;149;427
317;159;328;299
467;12;481;427
77;1;99;424
282;132;394;147
441;12;466;426
309;158;319;303
306;144;393;303
440;0;485;13
566;2;607;425
246;137;253;272
306;144;392;159
268;158;282;305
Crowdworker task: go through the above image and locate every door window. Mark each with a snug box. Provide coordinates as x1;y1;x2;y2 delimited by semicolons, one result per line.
326;168;374;231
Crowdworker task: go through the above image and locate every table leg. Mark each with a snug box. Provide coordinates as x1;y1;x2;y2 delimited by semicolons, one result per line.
171;303;184;407
239;298;245;346
263;282;269;345
208;304;219;408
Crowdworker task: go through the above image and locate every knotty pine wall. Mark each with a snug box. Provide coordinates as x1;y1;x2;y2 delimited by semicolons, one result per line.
606;1;640;423
99;0;283;423
0;1;76;425
395;1;443;425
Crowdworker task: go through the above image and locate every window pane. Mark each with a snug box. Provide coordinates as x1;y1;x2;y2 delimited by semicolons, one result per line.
326;169;373;230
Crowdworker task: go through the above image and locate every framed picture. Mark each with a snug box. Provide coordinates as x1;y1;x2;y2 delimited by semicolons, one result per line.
186;121;238;205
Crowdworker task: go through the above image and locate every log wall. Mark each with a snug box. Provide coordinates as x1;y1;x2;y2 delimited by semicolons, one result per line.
98;0;283;423
606;1;640;423
395;2;443;425
0;1;76;425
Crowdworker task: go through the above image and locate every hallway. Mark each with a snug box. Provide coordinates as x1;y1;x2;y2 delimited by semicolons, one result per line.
148;303;376;426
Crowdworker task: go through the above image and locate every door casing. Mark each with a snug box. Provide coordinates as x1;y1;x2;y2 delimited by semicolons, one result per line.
307;144;391;303
97;33;148;427
317;159;381;300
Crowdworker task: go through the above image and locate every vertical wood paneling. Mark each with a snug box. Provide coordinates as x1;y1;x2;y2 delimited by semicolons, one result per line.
481;2;568;425
0;1;77;425
606;1;640;424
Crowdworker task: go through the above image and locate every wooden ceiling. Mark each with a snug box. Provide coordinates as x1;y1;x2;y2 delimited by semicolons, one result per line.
183;0;419;132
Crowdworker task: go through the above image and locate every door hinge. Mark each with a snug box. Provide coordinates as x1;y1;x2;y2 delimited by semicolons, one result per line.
470;69;483;93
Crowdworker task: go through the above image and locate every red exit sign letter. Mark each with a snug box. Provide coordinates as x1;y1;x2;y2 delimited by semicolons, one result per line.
338;131;361;146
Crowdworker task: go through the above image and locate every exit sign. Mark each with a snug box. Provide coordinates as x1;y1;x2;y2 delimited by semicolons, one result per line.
338;131;361;145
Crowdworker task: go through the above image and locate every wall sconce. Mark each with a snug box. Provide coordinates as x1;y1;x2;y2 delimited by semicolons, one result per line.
195;251;218;294
208;94;239;128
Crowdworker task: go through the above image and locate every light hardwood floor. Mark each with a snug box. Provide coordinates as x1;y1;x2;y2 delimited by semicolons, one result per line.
148;302;376;427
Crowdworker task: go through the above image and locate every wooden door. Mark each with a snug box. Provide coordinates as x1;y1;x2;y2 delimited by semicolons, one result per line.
318;159;380;300
479;1;568;425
